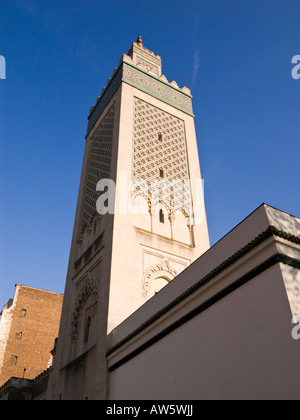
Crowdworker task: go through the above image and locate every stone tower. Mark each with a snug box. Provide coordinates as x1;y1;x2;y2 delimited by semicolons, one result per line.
47;36;210;400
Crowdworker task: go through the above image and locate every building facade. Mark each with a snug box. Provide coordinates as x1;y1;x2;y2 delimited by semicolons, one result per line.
47;36;210;400
106;203;300;400
0;284;63;387
2;204;300;400
1;37;299;401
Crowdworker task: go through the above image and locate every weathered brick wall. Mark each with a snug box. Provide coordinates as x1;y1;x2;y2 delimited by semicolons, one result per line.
0;285;63;386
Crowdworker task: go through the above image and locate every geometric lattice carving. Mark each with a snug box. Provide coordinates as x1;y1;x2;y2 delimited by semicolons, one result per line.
79;104;115;235
132;98;192;218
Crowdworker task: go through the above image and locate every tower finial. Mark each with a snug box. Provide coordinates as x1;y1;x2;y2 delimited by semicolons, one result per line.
137;34;143;46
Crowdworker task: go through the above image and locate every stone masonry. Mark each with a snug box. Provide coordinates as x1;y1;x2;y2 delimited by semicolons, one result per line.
0;284;63;387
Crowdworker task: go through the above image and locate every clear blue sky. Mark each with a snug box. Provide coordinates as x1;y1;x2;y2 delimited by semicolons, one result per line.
1;0;300;309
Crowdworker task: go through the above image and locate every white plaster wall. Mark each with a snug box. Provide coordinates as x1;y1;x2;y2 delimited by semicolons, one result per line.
0;309;12;380
0;285;20;382
109;264;300;400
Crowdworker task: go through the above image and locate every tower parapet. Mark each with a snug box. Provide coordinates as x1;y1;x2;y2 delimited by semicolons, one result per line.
87;36;193;135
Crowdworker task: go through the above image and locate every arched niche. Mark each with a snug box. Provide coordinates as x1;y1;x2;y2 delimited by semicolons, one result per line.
152;203;171;239
132;195;151;232
149;277;170;297
172;210;191;245
143;259;178;299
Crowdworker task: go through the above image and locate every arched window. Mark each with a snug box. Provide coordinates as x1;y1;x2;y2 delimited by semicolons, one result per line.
150;277;169;297
159;209;164;223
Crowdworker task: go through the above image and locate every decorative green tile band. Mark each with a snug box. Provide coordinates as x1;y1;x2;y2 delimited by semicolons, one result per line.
87;60;194;136
122;62;194;116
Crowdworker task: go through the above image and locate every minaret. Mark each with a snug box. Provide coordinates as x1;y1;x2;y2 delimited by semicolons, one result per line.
47;36;210;400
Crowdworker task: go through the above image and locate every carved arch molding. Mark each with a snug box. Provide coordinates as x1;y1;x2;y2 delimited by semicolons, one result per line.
143;258;178;298
70;273;98;341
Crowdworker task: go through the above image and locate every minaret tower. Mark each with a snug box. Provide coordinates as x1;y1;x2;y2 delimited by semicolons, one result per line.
47;36;210;400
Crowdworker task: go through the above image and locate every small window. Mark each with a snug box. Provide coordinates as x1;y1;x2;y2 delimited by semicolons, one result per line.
15;332;22;340
20;309;26;318
158;132;163;142
10;355;18;366
159;169;164;178
159;209;164;223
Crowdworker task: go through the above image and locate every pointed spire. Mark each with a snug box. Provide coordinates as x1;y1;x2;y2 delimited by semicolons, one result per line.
137;34;143;46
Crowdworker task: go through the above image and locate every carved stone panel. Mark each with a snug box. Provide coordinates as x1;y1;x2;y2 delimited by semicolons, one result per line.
143;258;178;298
78;104;115;240
70;273;98;341
141;246;190;299
132;98;192;219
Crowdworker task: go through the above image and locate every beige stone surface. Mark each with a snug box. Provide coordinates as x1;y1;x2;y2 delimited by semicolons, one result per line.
47;37;209;400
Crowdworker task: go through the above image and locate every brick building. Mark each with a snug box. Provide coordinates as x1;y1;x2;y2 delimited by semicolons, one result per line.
0;284;63;387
